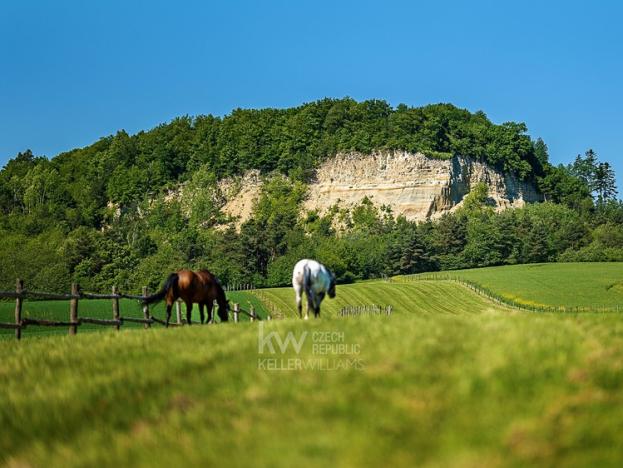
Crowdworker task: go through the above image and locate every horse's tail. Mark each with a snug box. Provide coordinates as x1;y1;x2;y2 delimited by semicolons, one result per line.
143;273;178;304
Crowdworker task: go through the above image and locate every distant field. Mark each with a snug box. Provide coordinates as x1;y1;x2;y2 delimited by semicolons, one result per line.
412;262;623;309
0;281;497;338
0;291;266;339
4;262;622;339
253;280;503;318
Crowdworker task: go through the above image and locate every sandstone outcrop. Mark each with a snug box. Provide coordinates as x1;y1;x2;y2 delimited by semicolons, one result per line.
304;151;542;220
218;151;543;225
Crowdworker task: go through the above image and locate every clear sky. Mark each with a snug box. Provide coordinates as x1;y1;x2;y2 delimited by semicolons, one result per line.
1;0;622;190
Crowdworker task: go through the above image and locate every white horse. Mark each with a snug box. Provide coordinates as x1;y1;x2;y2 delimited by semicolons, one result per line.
292;259;336;319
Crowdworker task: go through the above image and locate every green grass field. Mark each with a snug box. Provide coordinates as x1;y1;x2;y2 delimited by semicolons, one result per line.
413;262;623;309
2;265;623;466
255;280;501;318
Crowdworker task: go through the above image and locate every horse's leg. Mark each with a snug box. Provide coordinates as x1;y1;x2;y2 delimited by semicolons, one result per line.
305;293;315;321
207;302;214;324
315;293;325;318
198;303;205;324
165;302;172;327
295;286;303;319
304;280;315;321
165;289;176;327
185;301;193;325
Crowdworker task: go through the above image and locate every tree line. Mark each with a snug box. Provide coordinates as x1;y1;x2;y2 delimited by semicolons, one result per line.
0;98;620;292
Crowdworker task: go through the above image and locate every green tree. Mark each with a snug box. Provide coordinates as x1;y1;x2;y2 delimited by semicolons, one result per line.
594;162;618;204
460;182;491;214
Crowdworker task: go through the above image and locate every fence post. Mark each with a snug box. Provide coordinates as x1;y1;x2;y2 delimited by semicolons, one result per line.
112;285;120;331
142;286;151;328
14;279;23;340
233;303;239;323
176;300;182;324
69;283;79;335
249;305;255;322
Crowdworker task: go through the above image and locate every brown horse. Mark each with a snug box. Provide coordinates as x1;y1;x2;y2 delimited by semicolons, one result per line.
144;269;229;326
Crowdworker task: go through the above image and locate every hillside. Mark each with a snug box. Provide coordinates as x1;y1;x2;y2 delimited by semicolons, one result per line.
1;98;616;294
256;280;504;318
414;262;623;309
2;279;623;466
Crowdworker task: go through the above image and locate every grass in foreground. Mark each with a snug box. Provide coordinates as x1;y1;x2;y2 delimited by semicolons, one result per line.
413;262;623;309
1;280;623;466
0;304;623;466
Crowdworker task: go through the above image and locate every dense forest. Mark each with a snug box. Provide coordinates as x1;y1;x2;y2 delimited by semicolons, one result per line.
0;98;620;293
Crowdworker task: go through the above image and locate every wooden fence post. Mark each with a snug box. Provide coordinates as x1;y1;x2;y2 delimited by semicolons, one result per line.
142;286;151;328
112;285;120;331
15;279;23;340
233;303;239;323
69;283;79;335
249;305;255;322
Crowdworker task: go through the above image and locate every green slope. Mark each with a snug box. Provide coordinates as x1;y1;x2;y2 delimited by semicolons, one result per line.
412;262;623;309
254;280;505;318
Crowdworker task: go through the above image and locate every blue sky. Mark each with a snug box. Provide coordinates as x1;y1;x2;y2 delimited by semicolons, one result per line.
1;0;622;189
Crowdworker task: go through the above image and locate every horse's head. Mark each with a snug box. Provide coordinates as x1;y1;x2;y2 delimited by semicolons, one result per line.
218;299;230;322
328;272;337;298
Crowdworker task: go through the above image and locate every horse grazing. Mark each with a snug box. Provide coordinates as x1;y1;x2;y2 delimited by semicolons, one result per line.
292;259;336;319
144;269;229;326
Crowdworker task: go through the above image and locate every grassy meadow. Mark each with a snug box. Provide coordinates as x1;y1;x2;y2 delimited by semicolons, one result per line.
254;280;499;318
413;262;623;309
1;265;623;466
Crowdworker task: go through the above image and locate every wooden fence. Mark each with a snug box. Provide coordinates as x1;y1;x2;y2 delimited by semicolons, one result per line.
253;289;286;319
224;283;256;292
0;279;263;341
339;304;393;317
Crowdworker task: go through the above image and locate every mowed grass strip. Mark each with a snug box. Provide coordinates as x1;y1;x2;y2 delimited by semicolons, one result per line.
1;296;623;466
414;262;623;309
254;280;501;318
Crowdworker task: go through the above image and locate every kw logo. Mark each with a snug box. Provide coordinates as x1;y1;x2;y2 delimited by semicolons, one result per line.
258;323;308;354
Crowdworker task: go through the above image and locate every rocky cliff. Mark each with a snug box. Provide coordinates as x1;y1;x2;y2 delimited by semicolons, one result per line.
304;151;542;220
219;151;543;225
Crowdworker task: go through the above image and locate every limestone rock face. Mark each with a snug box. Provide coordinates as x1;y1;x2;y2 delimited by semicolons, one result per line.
303;151;542;220
218;170;263;227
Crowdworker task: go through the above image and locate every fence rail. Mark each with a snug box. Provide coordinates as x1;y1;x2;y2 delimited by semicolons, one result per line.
0;290;146;301
0;279;264;340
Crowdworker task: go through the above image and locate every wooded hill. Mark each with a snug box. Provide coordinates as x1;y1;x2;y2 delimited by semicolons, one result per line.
0;98;620;293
